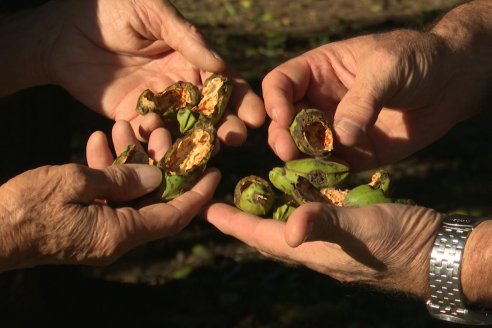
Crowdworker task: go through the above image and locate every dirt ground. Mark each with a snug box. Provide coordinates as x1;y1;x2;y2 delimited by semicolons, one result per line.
4;0;490;327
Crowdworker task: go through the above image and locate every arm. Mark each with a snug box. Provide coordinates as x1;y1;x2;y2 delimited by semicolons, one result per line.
462;221;492;308
429;0;492;122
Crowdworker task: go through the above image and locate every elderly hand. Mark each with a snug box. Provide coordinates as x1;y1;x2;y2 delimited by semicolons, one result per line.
263;29;489;171
205;202;442;298
0;121;220;272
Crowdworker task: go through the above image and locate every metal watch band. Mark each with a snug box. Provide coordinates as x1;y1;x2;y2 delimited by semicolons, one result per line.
426;214;492;325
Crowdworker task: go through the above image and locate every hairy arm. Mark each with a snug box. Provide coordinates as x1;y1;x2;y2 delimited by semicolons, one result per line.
462;221;492;308
430;0;492;120
428;0;492;307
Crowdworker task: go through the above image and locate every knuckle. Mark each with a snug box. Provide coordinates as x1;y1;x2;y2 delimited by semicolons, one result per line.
61;164;91;191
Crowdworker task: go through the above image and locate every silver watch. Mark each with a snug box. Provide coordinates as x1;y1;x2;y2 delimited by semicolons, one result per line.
427;214;492;325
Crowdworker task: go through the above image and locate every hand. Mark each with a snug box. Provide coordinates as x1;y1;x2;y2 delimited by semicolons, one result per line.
43;0;265;143
263;29;487;171
0;122;220;272
205;202;442;298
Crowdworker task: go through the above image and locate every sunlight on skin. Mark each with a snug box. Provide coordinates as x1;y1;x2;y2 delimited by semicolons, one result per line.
86;120;174;168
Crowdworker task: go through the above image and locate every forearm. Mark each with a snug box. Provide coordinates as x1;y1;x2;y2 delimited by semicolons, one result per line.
430;1;492;114
461;220;492;308
431;0;492;56
0;2;63;97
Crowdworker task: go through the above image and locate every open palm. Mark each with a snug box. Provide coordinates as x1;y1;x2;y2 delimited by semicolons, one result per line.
45;0;264;141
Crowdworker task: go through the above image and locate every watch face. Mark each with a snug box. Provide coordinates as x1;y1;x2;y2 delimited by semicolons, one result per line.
444;214;481;227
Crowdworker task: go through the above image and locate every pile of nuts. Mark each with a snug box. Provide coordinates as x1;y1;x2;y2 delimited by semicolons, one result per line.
113;74;232;201
233;108;406;221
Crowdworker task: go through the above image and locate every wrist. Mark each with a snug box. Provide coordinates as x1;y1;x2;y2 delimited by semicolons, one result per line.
0;2;65;96
0;178;44;272
429;1;492;122
0;184;25;271
430;1;492;53
461;220;492;308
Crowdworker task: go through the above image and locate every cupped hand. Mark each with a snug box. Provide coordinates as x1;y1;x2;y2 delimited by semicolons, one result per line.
263;29;484;171
43;0;264;143
0;122;220;272
205;202;442;298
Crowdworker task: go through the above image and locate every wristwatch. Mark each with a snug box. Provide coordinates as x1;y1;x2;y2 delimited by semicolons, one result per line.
426;214;492;325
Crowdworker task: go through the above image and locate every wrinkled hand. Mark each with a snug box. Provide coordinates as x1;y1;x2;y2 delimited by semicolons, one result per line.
205;202;442;298
44;0;264;143
263;30;485;171
0;122;220;272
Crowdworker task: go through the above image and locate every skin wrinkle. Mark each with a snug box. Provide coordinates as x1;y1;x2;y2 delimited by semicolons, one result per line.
308;55;345;111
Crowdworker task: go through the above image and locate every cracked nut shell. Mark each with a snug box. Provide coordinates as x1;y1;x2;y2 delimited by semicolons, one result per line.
234;175;275;217
290;108;334;157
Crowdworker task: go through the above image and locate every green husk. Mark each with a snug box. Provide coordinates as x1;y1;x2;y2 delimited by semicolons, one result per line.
157;120;216;200
290;108;334;158
234;175;275;217
194;74;233;125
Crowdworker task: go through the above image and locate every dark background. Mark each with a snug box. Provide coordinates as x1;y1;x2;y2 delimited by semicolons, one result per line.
1;0;490;327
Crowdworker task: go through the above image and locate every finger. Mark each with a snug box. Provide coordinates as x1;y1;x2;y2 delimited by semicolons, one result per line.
333;65;391;147
129;112;165;142
204;203;287;251
204;203;320;261
158;2;225;73
147;127;173;161
138;168;221;238
79;164;163;203
112;120;145;155
225;68;266;128
285;202;362;247
217;112;248;147
262;57;311;126
86;131;114;169
268;120;300;161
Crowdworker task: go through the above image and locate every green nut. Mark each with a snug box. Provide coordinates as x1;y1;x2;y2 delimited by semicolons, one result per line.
135;89;159;116
269;166;329;204
344;184;392;207
194;74;233;125
285;158;349;188
368;169;391;195
272;196;298;222
269;166;299;196
177;107;199;134
113;144;149;165
234;175;275;217
290;108;334;158
291;176;331;205
158;171;201;201
157;120;216;200
135;81;200;119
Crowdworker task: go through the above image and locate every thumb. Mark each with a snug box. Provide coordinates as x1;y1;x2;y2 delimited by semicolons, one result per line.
160;2;226;73
82;164;162;203
285;202;360;248
333;69;392;147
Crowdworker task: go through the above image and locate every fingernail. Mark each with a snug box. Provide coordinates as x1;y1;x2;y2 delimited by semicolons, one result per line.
334;119;364;140
135;165;162;192
210;49;223;61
